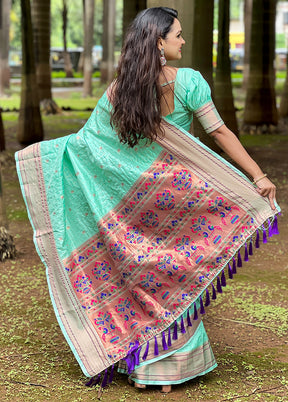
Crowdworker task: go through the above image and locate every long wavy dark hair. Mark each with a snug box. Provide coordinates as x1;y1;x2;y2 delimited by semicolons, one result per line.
110;7;178;147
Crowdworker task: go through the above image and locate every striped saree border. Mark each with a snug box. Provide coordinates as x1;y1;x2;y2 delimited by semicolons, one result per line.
15;144;111;377
118;306;203;372
128;320;217;385
194;100;224;134
131;341;216;385
159;119;278;225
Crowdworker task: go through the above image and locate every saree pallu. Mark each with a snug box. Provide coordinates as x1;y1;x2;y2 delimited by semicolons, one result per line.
15;94;280;382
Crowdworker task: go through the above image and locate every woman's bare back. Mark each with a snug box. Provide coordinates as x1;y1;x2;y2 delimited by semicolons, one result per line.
159;66;178;116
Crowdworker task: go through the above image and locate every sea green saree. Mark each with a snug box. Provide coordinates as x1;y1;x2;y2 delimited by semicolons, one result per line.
15;69;280;386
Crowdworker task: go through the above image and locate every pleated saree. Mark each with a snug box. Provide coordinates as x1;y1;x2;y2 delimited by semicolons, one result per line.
15;68;280;387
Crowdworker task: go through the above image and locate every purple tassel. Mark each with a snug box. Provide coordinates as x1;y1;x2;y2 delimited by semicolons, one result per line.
255;229;260;248
124;341;140;374
168;327;172;347
162;331;168;350
85;373;101;387
125;355;133;374
85;377;95;387
205;288;210;307
217;276;222;293
232;257;237;274
272;215;279;235
221;271;226;287
212;283;217;299
244;242;249;261
268;219;273;237
101;369;109;388
193;302;198;320
237;249;242;267
181;315;186;333
173;320;178;340
249;238;253;255
154;336;159;356
187;308;192;326
199;295;205;314
134;347;141;366
262;225;267;243
108;364;115;384
228;263;233;279
142;341;149;360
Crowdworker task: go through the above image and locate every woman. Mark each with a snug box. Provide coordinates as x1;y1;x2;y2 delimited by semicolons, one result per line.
16;7;279;395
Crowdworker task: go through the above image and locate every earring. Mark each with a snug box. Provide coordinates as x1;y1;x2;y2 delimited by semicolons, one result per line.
160;47;166;66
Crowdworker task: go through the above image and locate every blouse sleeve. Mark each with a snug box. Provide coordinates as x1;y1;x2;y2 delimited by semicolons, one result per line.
182;69;224;134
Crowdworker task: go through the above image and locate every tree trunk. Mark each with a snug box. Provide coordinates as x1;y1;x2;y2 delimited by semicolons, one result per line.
62;0;74;78
214;0;238;136
191;0;214;87
82;0;95;97
100;0;116;84
122;0;146;40
32;0;61;113
0;109;5;151
190;0;220;151
279;62;288;119
148;0;193;68
242;0;252;89
0;0;11;95
243;0;278;130
17;0;44;145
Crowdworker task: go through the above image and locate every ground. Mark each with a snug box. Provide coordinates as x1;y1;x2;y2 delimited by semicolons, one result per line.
0;87;287;401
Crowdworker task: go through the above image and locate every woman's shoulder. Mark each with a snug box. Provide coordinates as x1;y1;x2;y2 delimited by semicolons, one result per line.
176;68;209;92
176;67;203;82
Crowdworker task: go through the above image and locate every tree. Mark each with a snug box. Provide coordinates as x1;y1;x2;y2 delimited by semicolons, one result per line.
62;0;74;78
0;0;11;96
0;0;8;150
82;0;95;97
32;0;60;114
0;4;15;259
214;0;238;135
190;0;214;87
279;58;288;120
0;108;5;151
242;0;252;89
100;0;116;84
243;0;278;131
190;0;221;151
122;0;146;39
17;0;44;145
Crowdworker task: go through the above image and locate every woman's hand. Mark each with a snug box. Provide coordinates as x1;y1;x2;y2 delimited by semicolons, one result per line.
254;176;277;210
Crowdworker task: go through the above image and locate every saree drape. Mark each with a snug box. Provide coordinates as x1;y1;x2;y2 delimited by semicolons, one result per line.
15;94;280;380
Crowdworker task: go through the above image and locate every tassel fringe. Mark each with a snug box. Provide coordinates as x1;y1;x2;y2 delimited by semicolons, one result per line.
85;213;280;389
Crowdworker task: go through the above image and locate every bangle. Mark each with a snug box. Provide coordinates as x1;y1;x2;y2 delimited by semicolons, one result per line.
253;173;267;185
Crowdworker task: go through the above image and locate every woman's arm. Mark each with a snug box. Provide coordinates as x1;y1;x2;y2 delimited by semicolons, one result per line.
210;124;277;210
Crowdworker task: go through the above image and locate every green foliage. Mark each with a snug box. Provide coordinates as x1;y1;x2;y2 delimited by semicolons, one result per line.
276;33;286;49
51;71;100;79
214;0;243;29
10;0;21;49
11;0;123;51
230;0;242;20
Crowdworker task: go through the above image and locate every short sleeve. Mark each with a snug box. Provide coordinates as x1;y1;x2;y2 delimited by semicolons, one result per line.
184;69;212;111
178;68;224;134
